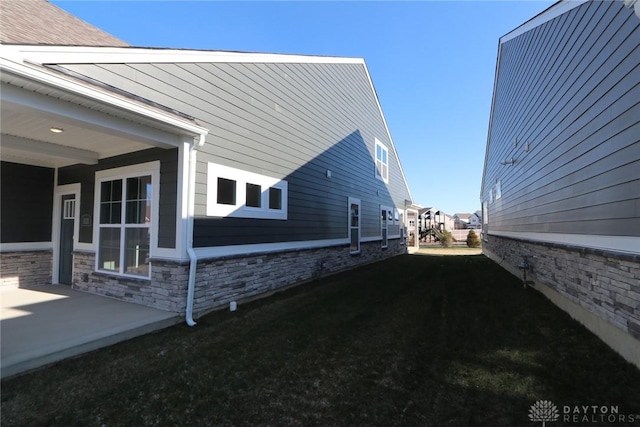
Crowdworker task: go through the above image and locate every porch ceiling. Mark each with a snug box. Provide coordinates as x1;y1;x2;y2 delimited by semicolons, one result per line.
0;108;155;167
0;62;206;168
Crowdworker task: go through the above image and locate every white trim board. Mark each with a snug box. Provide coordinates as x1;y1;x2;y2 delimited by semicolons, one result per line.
500;0;589;43
194;238;349;259
0;242;53;252
2;45;366;65
488;231;640;255
193;236;404;260
52;183;81;284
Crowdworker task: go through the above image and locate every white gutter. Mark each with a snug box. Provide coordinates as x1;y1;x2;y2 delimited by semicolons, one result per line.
185;134;206;326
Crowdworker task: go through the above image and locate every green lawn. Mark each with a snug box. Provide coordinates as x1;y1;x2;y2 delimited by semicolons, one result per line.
2;253;639;426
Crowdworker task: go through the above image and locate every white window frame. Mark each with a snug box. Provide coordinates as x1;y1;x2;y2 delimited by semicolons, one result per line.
375;138;389;184
93;162;160;280
496;179;502;200
52;183;81;284
381;204;392;248
207;163;288;220
348;197;361;255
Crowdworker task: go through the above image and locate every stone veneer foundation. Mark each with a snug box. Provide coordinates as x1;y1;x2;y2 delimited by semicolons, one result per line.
72;239;406;316
483;234;640;368
0;250;52;288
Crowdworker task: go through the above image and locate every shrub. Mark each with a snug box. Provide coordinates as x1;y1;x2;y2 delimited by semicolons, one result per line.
466;229;481;248
439;230;453;248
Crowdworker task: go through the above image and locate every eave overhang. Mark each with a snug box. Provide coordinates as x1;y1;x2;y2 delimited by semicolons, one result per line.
0;53;208;168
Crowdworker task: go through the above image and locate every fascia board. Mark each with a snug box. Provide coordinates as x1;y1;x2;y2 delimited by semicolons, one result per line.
500;0;588;44
0;56;209;138
2;45;365;65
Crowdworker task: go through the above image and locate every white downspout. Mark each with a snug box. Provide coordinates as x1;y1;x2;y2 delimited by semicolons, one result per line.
185;134;205;326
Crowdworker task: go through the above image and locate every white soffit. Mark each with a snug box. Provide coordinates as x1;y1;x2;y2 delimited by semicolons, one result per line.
0;56;208;138
0;57;208;167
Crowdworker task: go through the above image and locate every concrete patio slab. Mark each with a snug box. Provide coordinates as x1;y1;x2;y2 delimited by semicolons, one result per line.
1;285;181;379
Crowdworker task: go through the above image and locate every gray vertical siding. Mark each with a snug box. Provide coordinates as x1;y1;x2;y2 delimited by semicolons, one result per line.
60;60;410;246
483;1;640;236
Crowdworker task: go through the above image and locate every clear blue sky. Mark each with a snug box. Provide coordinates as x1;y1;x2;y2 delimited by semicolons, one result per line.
53;0;555;215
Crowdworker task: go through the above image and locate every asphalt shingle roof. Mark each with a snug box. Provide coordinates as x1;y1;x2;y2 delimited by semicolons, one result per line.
0;0;128;46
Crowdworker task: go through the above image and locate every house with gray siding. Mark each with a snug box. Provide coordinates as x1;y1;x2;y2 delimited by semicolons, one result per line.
0;0;415;324
481;0;640;367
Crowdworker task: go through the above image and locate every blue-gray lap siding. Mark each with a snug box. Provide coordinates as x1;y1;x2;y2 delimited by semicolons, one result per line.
59;61;410;247
482;0;640;236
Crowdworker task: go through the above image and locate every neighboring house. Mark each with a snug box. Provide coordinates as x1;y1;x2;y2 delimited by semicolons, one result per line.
468;211;482;229
481;0;640;367
453;213;471;229
0;0;414;322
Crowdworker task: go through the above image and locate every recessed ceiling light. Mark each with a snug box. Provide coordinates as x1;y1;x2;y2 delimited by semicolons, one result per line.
49;127;64;133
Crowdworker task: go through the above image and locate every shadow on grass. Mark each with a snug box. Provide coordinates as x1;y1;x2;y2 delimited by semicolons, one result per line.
2;254;639;426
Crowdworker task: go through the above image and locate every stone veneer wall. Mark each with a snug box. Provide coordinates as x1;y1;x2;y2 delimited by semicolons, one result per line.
0;250;52;288
484;235;640;341
72;239;406;314
72;251;187;312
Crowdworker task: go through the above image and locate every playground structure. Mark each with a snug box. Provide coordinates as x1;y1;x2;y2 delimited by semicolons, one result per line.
419;224;458;243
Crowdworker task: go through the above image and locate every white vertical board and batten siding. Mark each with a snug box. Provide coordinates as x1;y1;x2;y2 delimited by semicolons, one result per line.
60;59;409;247
483;0;640;241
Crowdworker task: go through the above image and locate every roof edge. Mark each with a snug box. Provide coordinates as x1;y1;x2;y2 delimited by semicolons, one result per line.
0;45;365;65
0;56;209;137
500;0;588;44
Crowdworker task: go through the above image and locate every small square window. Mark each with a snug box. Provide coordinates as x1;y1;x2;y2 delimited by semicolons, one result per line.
217;178;236;205
269;187;282;210
246;183;261;208
207;163;288;220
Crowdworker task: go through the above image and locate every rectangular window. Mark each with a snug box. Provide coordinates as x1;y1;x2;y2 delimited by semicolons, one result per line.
269;187;282;210
495;179;502;200
217;178;236;205
124;228;150;276
207;163;288;220
98;228;120;272
349;197;361;254
100;180;122;224
63;199;76;220
96;168;154;278
246;183;261;208
126;176;151;224
375;138;389;183
381;206;389;248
